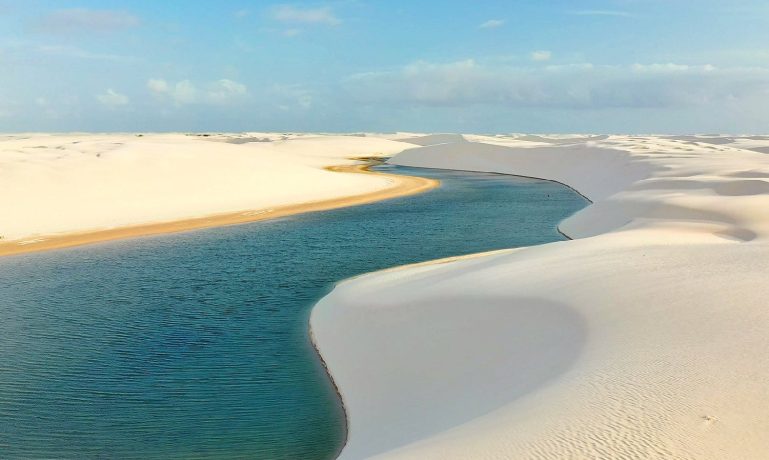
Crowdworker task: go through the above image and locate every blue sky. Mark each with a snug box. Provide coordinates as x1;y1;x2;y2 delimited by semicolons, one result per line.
2;0;769;133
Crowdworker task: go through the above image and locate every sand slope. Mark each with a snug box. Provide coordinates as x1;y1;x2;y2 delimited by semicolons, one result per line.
0;133;424;252
312;134;769;459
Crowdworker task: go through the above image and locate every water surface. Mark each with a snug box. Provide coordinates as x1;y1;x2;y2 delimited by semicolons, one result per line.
0;165;587;459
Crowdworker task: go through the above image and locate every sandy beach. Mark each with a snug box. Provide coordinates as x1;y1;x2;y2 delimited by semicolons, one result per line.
312;134;769;459
0;133;437;256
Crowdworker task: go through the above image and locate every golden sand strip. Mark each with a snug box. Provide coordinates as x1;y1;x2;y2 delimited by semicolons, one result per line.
0;162;439;258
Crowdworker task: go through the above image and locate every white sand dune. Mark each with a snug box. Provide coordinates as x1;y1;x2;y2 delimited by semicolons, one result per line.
0;133;417;243
312;134;769;459
397;133;467;146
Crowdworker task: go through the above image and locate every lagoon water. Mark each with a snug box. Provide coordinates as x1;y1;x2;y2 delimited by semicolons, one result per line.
0;165;586;459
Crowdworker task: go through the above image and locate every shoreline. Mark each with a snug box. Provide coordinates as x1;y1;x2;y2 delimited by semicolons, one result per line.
376;164;594;240
303;168;577;460
311;136;769;459
0;161;439;258
308;171;581;460
308;248;520;460
308;326;349;460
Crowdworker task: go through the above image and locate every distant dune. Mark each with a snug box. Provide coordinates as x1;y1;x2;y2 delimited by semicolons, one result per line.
0;133;434;255
312;134;769;459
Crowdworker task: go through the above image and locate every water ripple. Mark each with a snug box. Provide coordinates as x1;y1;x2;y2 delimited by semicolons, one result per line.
0;166;586;459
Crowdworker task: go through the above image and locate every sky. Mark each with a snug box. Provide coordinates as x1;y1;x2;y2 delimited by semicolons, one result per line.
2;0;769;133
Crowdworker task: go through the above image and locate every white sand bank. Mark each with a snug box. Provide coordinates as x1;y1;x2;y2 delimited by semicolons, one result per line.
312;134;769;459
0;133;419;246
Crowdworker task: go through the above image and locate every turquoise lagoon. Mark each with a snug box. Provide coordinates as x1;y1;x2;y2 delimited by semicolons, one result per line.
0;165;586;459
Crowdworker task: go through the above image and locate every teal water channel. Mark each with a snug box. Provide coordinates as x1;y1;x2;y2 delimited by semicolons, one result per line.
0;165;587;459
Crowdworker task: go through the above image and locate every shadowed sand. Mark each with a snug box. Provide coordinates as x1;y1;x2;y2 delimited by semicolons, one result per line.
0;162;437;257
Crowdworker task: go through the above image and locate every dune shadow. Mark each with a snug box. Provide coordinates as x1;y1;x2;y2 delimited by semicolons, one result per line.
714;179;769;196
725;170;769;179
339;296;586;459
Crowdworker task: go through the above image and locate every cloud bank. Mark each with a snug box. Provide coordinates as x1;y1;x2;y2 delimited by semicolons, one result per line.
344;60;769;110
97;89;129;107
480;19;505;29
147;78;248;105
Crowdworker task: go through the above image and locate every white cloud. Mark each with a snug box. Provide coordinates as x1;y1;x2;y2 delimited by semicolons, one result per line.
271;5;341;26
34;8;140;34
147;78;169;93
630;63;717;73
207;79;248;104
480;19;505;29
97;89;129;107
147;78;196;104
343;59;769;109
147;78;247;105
531;50;552;62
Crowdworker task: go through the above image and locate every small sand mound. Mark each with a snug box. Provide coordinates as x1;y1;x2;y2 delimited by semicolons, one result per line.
714;180;769;196
716;227;757;242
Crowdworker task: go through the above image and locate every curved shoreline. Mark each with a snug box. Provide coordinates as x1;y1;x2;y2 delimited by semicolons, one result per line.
308;155;605;459
312;138;769;459
372;165;595;240
308;326;350;460
0;161;439;258
309;170;586;460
